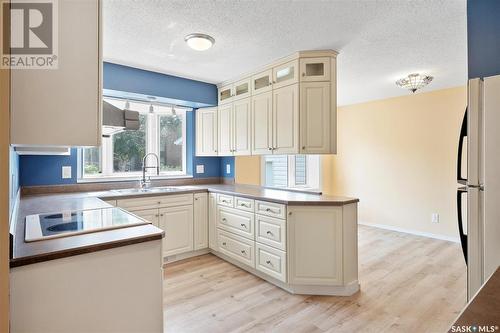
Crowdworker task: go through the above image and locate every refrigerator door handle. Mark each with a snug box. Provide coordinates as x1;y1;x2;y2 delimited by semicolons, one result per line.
457;186;468;264
457;108;467;184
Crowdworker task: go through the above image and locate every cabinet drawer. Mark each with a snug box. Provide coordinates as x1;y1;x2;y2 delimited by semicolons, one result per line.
217;207;254;240
117;194;193;210
255;200;286;219
217;194;234;208
234;196;254;212
256;214;286;250
256;243;287;282
217;229;255;268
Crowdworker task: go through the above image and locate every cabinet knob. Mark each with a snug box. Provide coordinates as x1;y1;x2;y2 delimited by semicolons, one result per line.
302;146;305;150
157;201;161;204
268;147;272;150
160;213;164;217
302;73;306;77
222;242;226;246
195;198;198;201
222;217;227;222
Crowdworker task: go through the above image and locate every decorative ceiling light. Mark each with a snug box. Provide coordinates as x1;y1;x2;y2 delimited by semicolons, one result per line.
149;104;155;114
395;73;434;93
184;33;215;51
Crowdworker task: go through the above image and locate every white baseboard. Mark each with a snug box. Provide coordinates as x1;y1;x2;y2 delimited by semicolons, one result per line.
358;221;460;243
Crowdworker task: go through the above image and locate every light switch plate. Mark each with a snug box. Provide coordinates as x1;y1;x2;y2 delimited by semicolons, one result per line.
226;164;231;174
196;164;204;174
62;166;72;179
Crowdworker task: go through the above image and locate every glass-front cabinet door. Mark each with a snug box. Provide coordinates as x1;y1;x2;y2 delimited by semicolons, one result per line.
252;69;273;95
272;60;299;89
233;78;251;100
299;57;331;82
218;85;233;104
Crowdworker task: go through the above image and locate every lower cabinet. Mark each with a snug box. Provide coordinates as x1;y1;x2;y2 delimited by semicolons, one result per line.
194;193;208;250
217;229;255;268
159;205;194;257
255;243;287;282
208;193;218;251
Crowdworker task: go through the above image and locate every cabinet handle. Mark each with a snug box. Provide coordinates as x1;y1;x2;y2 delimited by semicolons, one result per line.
268;147;272;150
266;231;273;236
222;242;226;246
240;223;246;228
157;201;161;204
266;208;278;213
302;146;305;150
160;213;164;217
241;250;246;254
240;203;249;208
302;73;306;77
266;260;273;266
222;217;227;222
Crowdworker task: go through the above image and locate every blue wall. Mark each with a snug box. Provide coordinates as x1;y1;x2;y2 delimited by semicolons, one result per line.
467;0;500;78
19;62;232;187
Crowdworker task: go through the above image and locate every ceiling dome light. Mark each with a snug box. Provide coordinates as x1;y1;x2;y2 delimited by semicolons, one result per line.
184;33;215;51
396;73;433;93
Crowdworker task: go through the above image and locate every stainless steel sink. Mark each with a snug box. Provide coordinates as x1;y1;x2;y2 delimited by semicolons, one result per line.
111;187;186;195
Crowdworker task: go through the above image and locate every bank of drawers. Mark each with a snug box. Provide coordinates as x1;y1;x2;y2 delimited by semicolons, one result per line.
215;193;287;282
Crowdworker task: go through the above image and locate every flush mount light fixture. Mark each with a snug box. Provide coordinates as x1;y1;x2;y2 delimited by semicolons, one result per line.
184;33;215;51
395;73;434;93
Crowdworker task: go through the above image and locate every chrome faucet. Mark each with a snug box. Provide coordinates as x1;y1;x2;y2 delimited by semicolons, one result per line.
140;153;160;188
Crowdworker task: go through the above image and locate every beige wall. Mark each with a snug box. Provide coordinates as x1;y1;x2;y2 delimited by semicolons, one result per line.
1;25;11;333
235;86;466;239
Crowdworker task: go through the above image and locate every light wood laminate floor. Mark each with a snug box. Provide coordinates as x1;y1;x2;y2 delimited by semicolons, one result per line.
163;225;466;333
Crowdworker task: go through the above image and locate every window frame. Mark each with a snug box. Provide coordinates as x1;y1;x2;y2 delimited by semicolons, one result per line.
78;98;189;182
260;155;322;192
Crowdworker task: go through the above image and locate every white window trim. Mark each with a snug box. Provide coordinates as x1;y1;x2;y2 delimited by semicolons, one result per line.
260;155;322;193
78;98;189;182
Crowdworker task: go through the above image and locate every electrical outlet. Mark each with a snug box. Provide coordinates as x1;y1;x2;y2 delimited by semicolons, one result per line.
62;166;72;179
431;213;439;223
226;164;231;174
196;164;204;174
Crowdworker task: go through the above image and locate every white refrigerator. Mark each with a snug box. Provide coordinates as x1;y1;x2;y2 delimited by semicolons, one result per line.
460;75;500;299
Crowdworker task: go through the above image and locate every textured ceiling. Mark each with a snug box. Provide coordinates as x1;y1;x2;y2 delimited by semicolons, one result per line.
103;0;467;106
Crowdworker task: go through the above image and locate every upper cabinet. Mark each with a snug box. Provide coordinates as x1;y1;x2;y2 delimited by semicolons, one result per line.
196;107;218;156
10;0;102;147
209;50;338;157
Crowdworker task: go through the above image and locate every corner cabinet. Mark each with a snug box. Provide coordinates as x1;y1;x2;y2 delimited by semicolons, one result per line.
205;50;338;157
10;0;102;146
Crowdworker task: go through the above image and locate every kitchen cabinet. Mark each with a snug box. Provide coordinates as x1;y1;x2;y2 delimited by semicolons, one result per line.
273;84;299;154
232;98;252;155
300;82;331;154
251;91;273;155
198;50;338;156
273;60;299;89
299;57;331;82
196;107;218;156
194;193;208;250
252;70;273;95
217;103;233;155
217;98;251;156
159;205;194;257
10;0;102;146
208;193;218;251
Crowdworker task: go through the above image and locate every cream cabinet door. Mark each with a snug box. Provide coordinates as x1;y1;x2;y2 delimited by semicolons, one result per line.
273;84;299;154
11;0;101;146
299;57;331;82
218;84;233;104
300;82;331;154
233;98;251;156
159;205;194;257
194;193;208;250
208;193;218;251
272;60;299;89
252;69;273;95
288;206;343;286
218;104;233;156
196;107;218;156
129;208;159;227
233;78;251;101
251;91;273;155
